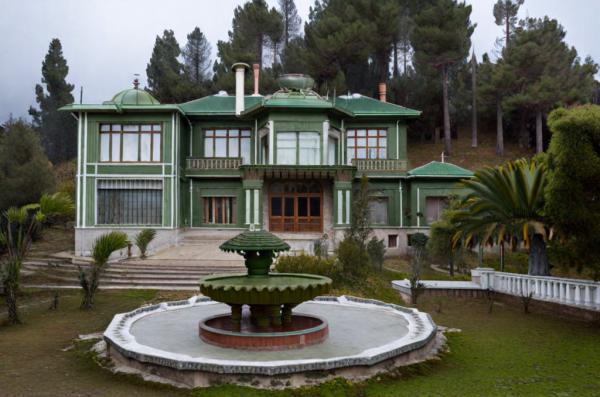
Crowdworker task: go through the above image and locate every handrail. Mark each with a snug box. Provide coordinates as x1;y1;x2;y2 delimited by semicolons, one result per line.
187;157;242;170
352;158;408;172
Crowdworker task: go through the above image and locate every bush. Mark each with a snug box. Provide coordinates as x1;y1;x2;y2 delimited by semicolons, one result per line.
367;236;385;271
336;237;370;279
275;254;340;280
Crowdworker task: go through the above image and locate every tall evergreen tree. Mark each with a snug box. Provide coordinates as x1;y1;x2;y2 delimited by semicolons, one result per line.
28;38;75;164
493;0;524;48
182;27;212;85
281;37;308;73
470;51;478;147
501;17;597;153
146;30;184;103
411;0;474;156
278;0;301;47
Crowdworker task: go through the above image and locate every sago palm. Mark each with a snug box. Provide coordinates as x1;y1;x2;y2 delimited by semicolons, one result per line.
79;231;128;309
452;159;550;275
135;229;156;259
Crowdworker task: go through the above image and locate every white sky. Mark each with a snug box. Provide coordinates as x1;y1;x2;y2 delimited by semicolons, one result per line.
1;0;599;122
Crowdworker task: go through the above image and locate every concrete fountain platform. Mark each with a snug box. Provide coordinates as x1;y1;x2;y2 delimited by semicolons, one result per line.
103;295;443;389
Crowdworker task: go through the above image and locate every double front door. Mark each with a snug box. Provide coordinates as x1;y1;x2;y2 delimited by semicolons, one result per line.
269;182;322;232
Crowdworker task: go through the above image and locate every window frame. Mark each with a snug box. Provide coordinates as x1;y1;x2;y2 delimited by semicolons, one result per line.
346;128;387;162
203;128;251;163
276;131;321;165
202;196;237;225
96;179;163;226
368;196;389;225
99;123;162;163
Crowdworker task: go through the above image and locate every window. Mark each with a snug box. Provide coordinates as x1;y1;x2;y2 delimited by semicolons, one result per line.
388;234;398;248
276;132;320;165
203;197;236;224
425;196;449;224
204;129;251;164
99;124;161;162
368;197;388;225
327;136;337;165
346;128;387;163
97;179;162;225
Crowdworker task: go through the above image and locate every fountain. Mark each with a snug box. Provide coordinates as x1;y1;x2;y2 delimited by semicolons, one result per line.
198;228;332;349
102;228;443;389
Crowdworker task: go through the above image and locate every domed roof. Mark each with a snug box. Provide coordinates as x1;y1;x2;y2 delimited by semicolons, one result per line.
103;88;160;106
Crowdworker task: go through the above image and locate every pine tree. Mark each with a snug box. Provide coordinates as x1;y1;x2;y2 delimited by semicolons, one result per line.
412;0;474;156
281;37;308;73
28;38;75;164
493;0;524;48
146;30;184;102
182;27;212;85
470;51;478;147
278;0;301;47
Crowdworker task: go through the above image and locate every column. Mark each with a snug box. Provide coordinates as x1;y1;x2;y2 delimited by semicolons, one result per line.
243;179;263;228
322;120;329;165
333;180;352;226
268;120;274;165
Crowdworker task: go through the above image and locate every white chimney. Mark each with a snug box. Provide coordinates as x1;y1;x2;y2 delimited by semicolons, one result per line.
232;62;249;115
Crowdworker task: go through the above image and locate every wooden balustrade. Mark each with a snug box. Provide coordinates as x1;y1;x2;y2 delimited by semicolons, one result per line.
187;157;242;170
474;268;600;310
352;159;408;172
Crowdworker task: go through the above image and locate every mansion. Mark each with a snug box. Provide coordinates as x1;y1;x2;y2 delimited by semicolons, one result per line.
61;63;472;256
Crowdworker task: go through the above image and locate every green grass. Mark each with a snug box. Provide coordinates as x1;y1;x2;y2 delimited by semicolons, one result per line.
2;276;600;396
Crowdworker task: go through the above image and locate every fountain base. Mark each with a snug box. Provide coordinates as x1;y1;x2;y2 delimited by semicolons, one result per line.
199;310;328;350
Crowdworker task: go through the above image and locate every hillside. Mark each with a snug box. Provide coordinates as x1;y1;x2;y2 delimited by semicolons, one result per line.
407;131;533;171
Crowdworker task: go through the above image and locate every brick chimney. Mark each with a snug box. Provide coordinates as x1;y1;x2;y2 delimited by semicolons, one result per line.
253;63;260;96
378;82;387;102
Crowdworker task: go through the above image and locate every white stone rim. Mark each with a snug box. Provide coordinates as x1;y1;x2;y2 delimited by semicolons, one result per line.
104;295;437;375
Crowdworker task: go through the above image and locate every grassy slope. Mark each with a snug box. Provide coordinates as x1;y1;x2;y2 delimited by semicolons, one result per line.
2;275;600;397
407;131;533;170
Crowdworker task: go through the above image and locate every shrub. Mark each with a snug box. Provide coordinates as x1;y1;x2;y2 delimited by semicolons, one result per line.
275;254;340;280
336;237;370;279
135;229;156;259
367;236;385;271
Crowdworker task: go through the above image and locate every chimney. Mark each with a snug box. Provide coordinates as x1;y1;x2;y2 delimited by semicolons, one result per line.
232;62;249;115
253;63;260;96
378;82;387;102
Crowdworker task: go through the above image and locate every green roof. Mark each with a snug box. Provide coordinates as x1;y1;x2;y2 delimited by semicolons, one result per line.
59;103;181;113
179;94;263;115
408;161;473;177
334;94;421;117
103;88;160;106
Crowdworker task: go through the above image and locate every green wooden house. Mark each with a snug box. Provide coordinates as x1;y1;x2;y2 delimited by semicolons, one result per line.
61;63;472;256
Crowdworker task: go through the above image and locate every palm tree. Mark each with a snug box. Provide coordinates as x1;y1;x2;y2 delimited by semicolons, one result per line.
79;231;128;309
134;229;156;259
452;159;550;276
0;192;74;324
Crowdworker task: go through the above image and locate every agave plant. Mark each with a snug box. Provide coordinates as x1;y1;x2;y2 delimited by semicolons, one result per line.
1;193;74;324
452;159;550;276
134;229;156;259
79;231;128;309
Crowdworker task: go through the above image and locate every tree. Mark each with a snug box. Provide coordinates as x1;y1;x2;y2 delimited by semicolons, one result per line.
395;8;414;77
135;229;156;259
501;17;598;153
0;120;55;210
428;200;465;276
278;0;301;47
146;30;185;103
79;232;128;309
412;0;474;156
470;51;478;148
346;175;371;249
545;105;600;279
182;27;212;85
493;0;524;48
281;37;308;73
28;38;76;164
452;159;550;275
408;232;428;304
0;193;74;324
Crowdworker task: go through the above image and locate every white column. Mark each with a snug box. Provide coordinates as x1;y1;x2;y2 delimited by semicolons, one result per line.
553;282;559;300
345;190;351;224
268;120;274;165
574;285;581;305
337;190;343;224
322;120;329;165
585;285;592;306
76;112;82;227
566;283;572;303
245;190;251;225
189;181;193;227
82;113;88;227
399;181;403;227
253;189;260;225
416;188;421;227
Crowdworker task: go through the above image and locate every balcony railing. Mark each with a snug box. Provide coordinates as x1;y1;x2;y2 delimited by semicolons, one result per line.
352;158;408;172
187;157;242;170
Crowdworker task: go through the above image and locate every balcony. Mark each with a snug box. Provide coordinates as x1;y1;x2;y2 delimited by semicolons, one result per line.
187;157;242;170
352;159;408;173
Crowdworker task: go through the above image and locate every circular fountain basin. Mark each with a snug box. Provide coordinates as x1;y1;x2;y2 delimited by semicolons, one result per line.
103;296;442;389
200;312;328;350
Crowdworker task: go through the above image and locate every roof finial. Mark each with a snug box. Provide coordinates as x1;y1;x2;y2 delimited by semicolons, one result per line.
133;73;140;89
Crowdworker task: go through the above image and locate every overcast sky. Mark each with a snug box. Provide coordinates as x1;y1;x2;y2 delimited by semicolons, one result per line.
1;0;599;122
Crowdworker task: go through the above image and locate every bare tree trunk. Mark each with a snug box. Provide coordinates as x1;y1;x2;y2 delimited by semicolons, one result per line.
393;42;399;78
518;110;528;148
496;101;504;156
471;56;478;148
434;126;440;144
536;110;543;153
528;233;549;276
442;66;452;156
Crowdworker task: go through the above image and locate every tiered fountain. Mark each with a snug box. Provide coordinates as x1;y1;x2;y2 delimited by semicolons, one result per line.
199;229;332;350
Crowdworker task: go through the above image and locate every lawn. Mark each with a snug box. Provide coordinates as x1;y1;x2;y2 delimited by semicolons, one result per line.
2;273;600;397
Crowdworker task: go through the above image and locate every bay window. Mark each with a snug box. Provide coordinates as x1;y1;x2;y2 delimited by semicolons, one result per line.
276;132;320;165
347;128;387;163
99;124;161;162
204;129;251;164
